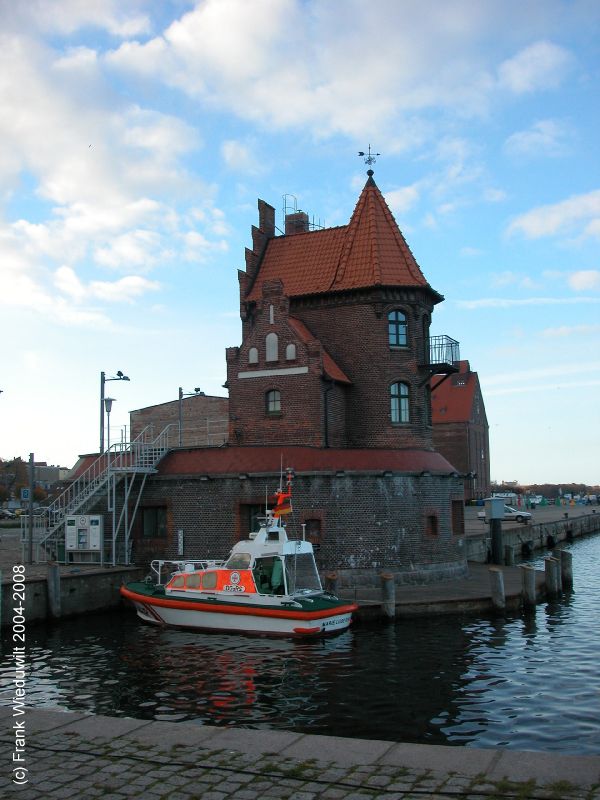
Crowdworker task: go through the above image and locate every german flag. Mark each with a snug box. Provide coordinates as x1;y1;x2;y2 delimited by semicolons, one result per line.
273;488;292;517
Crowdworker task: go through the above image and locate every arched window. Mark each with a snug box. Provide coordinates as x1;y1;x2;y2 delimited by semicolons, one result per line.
248;346;258;364
391;382;410;423
388;310;407;347
266;389;281;414
285;343;297;361
265;332;278;362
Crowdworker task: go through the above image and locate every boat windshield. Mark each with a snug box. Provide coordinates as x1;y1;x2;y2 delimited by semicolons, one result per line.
285;553;322;594
225;552;251;569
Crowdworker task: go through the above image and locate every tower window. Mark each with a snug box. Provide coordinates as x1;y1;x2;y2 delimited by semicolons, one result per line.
391;382;410;423
285;343;297;360
248;346;258;364
266;390;281;414
388;310;407;347
265;332;278;362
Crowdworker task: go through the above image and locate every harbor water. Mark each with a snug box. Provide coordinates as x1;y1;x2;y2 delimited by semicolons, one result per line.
1;533;599;754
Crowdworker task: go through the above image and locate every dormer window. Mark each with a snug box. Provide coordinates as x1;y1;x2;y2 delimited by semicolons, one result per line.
285;343;297;360
265;332;278;362
248;346;258;364
388;310;407;347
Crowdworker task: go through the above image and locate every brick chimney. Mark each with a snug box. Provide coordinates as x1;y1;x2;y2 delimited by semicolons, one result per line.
285;211;310;235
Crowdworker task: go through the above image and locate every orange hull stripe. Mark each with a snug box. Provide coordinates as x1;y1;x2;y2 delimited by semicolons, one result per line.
121;586;357;620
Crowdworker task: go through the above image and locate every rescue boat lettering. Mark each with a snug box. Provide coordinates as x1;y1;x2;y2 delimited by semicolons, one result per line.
223;584;246;592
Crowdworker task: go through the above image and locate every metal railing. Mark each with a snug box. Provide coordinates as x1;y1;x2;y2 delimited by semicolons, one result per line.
429;335;460;367
30;424;178;556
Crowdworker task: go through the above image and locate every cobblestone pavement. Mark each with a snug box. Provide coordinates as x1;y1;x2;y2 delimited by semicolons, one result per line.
1;708;598;800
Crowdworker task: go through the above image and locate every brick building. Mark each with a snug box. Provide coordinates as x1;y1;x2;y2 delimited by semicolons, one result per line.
431;361;490;501
130;393;228;448
123;172;469;586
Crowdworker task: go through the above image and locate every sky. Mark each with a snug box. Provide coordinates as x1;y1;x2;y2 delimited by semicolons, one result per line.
0;0;599;485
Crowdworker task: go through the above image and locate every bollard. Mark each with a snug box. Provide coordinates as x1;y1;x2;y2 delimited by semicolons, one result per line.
558;549;573;590
504;545;515;566
490;518;503;565
488;567;505;612
380;572;396;618
324;571;338;595
47;562;62;619
519;564;537;608
544;557;560;598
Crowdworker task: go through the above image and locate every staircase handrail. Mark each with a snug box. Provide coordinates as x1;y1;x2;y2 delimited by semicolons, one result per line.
39;424;176;541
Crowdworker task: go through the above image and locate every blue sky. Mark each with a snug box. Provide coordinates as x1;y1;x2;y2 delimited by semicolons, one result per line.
0;0;599;485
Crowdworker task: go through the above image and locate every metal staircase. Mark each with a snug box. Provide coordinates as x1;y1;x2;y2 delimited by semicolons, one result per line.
27;424;177;565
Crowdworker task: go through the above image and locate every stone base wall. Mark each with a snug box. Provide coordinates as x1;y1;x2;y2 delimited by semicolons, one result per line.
128;470;466;582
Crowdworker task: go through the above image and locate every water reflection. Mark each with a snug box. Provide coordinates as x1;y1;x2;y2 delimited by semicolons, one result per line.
1;534;599;753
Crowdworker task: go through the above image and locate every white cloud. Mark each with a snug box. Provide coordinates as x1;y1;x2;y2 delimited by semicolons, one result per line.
490;271;538;290
507;190;600;240
385;184;421;215
568;270;600;291
504;119;573;158
483;188;507;203
221;140;260;174
89;275;161;303
5;0;151;37
94;230;163;271
107;0;566;143
484;361;600;387
457;297;600;310
542;324;600;338
497;41;573;94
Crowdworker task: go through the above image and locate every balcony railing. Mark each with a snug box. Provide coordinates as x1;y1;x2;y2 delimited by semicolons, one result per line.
429;335;460;368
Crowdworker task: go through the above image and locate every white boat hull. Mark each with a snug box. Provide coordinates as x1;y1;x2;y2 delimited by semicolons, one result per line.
124;592;354;637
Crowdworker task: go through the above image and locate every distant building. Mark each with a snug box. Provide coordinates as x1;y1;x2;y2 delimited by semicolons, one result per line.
130;394;228;448
431;361;490;501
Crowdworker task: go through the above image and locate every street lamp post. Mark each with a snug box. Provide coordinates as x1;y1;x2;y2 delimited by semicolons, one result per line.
178;386;202;446
100;370;130;452
104;397;115;450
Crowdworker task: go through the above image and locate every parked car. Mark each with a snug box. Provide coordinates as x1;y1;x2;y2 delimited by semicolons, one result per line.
477;505;532;523
0;509;17;519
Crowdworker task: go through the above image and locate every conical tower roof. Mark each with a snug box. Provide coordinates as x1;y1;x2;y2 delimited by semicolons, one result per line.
329;171;429;291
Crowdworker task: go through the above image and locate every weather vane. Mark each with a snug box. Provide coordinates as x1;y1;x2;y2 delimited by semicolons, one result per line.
358;144;380;167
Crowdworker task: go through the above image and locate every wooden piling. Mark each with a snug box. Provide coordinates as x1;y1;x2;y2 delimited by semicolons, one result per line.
544;557;560;598
324;571;338;595
490;519;503;565
504;545;515;566
558;549;573;590
488;567;505;612
47;563;62;619
519;565;537;608
380;572;396;618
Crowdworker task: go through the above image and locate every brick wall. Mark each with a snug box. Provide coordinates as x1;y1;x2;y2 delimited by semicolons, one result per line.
130;470;467;585
130;395;228;447
292;290;436;449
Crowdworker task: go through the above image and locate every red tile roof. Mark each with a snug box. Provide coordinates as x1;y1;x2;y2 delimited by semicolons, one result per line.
287;317;351;384
246;176;434;301
431;361;477;423
157;446;455;476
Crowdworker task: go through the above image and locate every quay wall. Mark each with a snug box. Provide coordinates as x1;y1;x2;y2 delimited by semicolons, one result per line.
1;567;143;628
465;512;600;562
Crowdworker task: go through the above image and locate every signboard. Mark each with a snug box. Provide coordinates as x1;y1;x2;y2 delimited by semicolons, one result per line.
20;488;30;501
